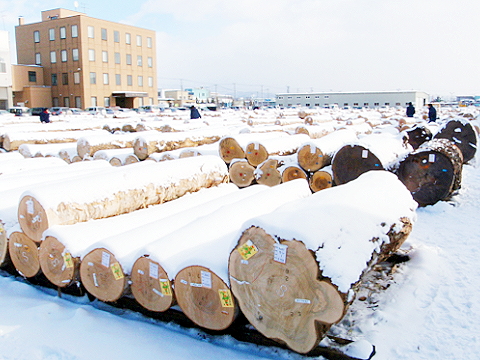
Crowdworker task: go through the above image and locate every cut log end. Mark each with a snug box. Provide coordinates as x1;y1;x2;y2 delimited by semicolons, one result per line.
309;171;333;193
256;159;282;187
219;137;246;164
332;145;383;186
297;144;328;172
174;265;237;331
38;236;77;287
8;231;41;278
229;161;255;188
0;223;10;268
281;165;308;184
229;226;345;354
130;257;175;312
18;195;49;242
246;143;269;167
79;248;127;302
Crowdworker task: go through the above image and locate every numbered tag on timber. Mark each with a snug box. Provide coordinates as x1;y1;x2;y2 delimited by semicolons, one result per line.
159;279;172;296
149;261;159;279
63;252;74;268
428;154;436;163
274;243;288;264
101;251;110;268
111;262;124;280
201;270;212;289
218;289;234;308
238;239;258;261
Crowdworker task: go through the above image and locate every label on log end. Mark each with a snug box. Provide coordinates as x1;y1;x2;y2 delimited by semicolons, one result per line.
295;298;311;304
26;199;35;215
149;262;159;279
238;240;258;261
362;150;369;159
111;262;124;280
273;243;288;264
429;154;436;163
201;270;212;289
219;289;234;307
159;279;172;296
63;253;74;268
101;252;110;268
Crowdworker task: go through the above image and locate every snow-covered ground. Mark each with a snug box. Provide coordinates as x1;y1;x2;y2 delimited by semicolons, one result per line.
0;108;478;359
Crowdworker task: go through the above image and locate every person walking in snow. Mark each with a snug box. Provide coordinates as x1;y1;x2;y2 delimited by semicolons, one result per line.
428;104;437;123
39;108;50;123
406;102;415;117
190;105;201;119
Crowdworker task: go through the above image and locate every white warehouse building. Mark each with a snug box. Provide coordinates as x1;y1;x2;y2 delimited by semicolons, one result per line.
276;90;429;110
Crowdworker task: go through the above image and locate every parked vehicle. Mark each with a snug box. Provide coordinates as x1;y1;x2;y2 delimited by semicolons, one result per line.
8;107;31;116
85;106;106;115
0;109;15;119
70;108;89;115
49;107;72;116
138;105;163;114
31;107;45;116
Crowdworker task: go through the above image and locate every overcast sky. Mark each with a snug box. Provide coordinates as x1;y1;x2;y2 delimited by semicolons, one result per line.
1;0;480;99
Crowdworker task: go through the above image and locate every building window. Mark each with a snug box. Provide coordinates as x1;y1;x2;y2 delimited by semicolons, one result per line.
89;49;95;61
374;102;379;106
147;37;152;48
115;52;120;64
315;103;319;106
115;74;121;86
306;96;310;99
0;57;6;73
34;31;40;43
147;57;152;67
396;102;401;106
103;73;109;85
315;96;320;99
63;97;70;107
74;72;80;84
324;95;329;99
102;51;108;63
344;103;348;106
51;73;57;86
60;27;66;39
72;48;79;61
90;72;96;84
104;97;111;107
114;30;120;43
50;51;56;63
137;55;142;66
126;33;131;44
127;75;132;86
49;28;55;41
28;71;37;82
91;97;97;106
138;76;143;86
364;103;369;106
72;25;78;38
75;96;81;108
53;97;59;107
35;53;41;65
385;103;390;106
148;76;153;87
61;50;67;62
354;103;359;106
136;35;142;46
101;28;107;41
126;54;132;65
88;26;94;38
305;103;310;107
62;73;68;85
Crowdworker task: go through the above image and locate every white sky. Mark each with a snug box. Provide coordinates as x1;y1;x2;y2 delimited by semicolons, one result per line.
1;0;480;99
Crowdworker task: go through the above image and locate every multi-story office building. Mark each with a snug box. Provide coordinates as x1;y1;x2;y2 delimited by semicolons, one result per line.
0;31;13;109
15;8;157;109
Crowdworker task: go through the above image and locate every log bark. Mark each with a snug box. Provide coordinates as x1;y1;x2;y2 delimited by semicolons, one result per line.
396;138;463;206
246;134;310;167
130;257;175;312
433;119;478;163
79;248;128;302
228;160;256;188
281;164;308;183
77;133;138;159
255;159;282;187
8;231;40;278
174;265;237;331
406;125;433;150
309;170;333;192
18;156;229;242
0;222;10;268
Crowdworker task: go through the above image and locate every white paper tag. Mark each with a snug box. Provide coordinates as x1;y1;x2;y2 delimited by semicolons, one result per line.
362;150;369;159
201;270;212;288
428;154;436;163
26;199;35;215
190;282;203;287
241;260;249;265
180;279;188;285
149;262;159;279
310;144;316;154
274;243;288;264
254;142;260;150
295;298;311;304
101;251;110;268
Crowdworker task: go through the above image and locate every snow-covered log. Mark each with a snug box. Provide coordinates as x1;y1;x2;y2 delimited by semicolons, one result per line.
396;138;463;206
0;156;67;177
77;132;142;159
0;152;25;163
254;158;282;187
228;159;256;188
78;185;268;303
280;164;308;184
0;222;8;268
245;134;310;167
228;171;416;353
18;143;78;162
8;230;40;278
38;184;239;289
433;118;478;163
405;124;433;149
294;123;336;139
18;156;229;242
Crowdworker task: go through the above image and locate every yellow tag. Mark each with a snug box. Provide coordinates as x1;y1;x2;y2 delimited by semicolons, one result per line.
0;224;4;232
238;240;258;260
159;279;172;296
63;252;74;268
218;289;234;308
111;262;124;280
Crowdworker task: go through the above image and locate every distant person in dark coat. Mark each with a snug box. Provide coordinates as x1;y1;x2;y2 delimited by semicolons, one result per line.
39;108;50;123
428;104;437;123
190;106;201;119
406;102;415;117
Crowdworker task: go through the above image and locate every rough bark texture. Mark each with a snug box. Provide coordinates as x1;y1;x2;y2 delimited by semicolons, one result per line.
0;222;10;268
331;145;384;185
433;119;478;163
406;125;433;150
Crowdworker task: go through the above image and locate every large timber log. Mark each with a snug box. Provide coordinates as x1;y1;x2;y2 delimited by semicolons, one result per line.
433;118;478;163
294;123;336;139
280;164;308;183
228;171;416;353
331;132;411;185
18;143;77;160
77;132;141;159
396;138;463;206
309;168;333;192
79;185;269;303
8;230;41;278
228;160;256;188
18;156;229;242
255;159;282;187
0;222;9;268
0;156;67;177
405;124;433;150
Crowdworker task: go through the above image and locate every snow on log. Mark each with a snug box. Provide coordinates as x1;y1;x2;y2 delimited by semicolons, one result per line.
18;143;77;160
396;138;463;206
228;159;256;188
228;171;416;353
2;130;108;151
297;129;358;172
331;132;411;185
0;156;67;177
18;155;229;242
8;230;40;278
133;128;232;160
76;132;142;159
405;124;433;149
0;152;25;163
39;184;239;289
280;164;308;184
79;185;268;303
433;118;478;163
309;168;333;193
245;134;310;167
295;123;336;139
254;159;282;187
128;179;312;330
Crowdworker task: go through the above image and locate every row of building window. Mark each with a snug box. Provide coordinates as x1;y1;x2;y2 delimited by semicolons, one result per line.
280;102;406;107
34;27;152;47
48;72;153;87
52;96;151;109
